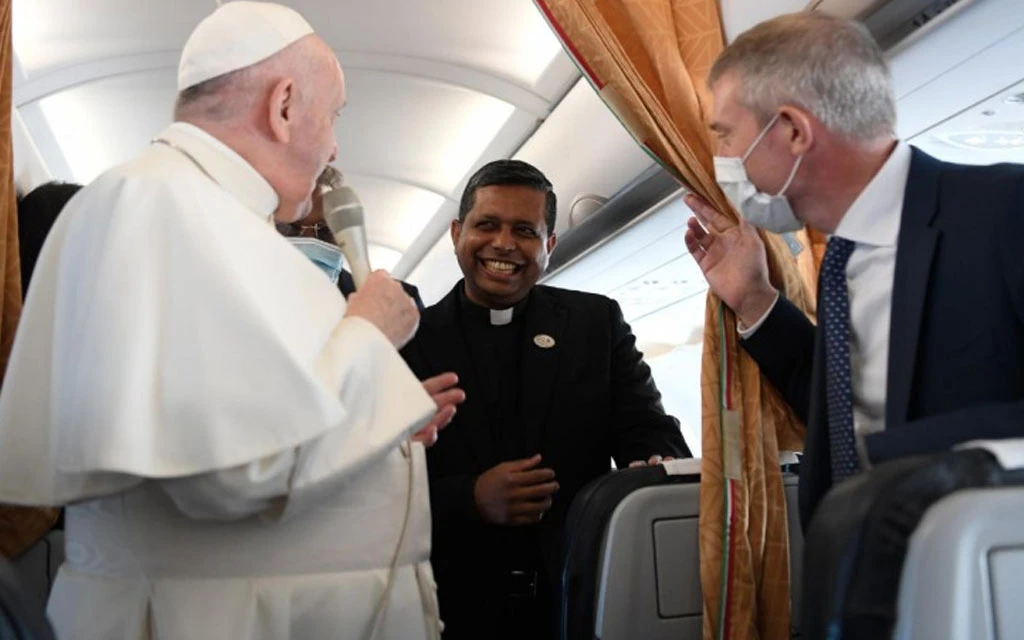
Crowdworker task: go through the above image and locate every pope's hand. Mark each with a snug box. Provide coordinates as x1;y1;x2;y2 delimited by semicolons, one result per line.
412;373;465;447
345;270;420;348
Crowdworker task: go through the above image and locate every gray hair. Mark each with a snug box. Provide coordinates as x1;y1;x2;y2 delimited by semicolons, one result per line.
173;67;258;122
709;12;896;141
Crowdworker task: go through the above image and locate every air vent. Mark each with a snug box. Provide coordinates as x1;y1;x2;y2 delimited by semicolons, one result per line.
866;0;971;50
810;0;977;51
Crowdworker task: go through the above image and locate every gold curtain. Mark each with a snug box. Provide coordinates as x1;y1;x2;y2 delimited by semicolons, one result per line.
0;0;59;558
534;1;814;637
795;227;827;302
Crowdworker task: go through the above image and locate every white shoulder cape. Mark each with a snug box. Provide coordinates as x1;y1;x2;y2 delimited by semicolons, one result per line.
0;142;432;505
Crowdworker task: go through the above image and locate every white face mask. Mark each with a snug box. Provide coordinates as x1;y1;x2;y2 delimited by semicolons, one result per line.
713;113;804;233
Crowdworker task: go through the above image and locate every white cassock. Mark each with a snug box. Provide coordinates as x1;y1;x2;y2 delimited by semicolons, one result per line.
0;122;441;640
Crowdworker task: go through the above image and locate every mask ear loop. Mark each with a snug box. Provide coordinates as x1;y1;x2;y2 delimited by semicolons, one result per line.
774;154;804;197
741;112;781;163
741;112;804;198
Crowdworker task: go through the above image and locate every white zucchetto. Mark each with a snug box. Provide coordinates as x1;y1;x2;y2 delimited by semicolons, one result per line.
178;1;315;91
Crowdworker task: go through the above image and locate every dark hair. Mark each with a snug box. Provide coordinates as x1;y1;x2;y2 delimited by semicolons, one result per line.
17;181;83;294
458;160;557;234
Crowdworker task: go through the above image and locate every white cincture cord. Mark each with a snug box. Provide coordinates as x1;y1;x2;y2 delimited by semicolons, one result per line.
365;439;416;640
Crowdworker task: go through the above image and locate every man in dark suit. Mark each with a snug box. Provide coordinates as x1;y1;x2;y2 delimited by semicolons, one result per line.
276;166;424;308
401;159;691;639
685;12;1024;532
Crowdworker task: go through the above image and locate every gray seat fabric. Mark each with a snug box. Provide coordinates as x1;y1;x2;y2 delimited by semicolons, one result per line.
895;485;1024;639
583;471;801;640
802;444;1024;640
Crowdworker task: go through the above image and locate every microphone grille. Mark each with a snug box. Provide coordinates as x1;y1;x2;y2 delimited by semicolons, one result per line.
322;185;364;232
316;165;345;192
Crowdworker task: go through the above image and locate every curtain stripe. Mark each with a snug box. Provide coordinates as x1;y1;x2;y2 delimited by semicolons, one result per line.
716;305;734;640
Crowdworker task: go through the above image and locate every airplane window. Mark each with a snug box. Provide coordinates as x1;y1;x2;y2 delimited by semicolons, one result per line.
544;195;705;454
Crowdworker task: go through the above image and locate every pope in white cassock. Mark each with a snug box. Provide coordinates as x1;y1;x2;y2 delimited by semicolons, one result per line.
0;3;466;639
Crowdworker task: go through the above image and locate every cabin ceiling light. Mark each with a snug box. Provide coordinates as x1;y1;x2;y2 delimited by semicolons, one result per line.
937;131;1024;150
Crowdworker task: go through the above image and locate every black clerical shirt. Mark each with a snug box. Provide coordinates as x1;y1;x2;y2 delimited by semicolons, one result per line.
454;287;532;462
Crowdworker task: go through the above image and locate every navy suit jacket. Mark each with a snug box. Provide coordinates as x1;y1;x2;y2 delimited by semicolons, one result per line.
743;148;1024;531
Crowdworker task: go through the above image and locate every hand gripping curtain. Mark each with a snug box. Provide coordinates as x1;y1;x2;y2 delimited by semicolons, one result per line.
0;0;59;558
533;2;814;637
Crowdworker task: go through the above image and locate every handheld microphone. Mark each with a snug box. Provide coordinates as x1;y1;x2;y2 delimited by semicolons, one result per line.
322;185;372;289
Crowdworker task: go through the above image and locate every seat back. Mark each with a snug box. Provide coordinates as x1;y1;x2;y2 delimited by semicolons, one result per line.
895;484;1024;639
559;462;802;640
592;477;702;639
802;445;1024;640
559;464;700;640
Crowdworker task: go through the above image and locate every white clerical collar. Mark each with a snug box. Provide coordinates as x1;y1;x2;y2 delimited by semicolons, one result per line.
458;284;530;326
833;141;912;248
154;122;279;221
490;308;513;326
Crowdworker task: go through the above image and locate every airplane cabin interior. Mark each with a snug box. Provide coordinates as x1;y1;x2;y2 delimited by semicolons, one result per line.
6;0;1024;638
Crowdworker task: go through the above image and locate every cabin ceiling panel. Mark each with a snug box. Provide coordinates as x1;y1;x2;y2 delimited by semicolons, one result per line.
276;0;567;90
25;68;521;238
367;244;404;274
335;70;517;197
513;80;655;237
908;77;1024;165
34;70;177;185
405;228;462;306
343;175;447;251
719;0;810;42
14;0;567;94
13;0;210;76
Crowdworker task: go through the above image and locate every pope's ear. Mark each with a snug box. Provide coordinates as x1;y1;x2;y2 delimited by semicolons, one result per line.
267;77;296;143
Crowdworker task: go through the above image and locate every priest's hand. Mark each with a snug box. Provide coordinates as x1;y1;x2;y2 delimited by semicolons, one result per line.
345;270;420;348
412;372;465;448
627;455;676;468
474;455;559;526
683;194;778;328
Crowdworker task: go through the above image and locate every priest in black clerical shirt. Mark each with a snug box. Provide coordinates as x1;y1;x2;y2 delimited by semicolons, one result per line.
401;160;691;640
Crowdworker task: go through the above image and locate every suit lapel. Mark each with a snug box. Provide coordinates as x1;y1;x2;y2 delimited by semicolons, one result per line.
418;284;497;466
886;148;943;427
520;288;568;455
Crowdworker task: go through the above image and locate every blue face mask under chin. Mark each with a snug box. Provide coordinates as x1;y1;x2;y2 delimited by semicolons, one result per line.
286;237;345;284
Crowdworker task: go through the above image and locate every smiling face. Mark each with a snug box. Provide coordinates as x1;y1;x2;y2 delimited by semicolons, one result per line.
451;184;557;309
